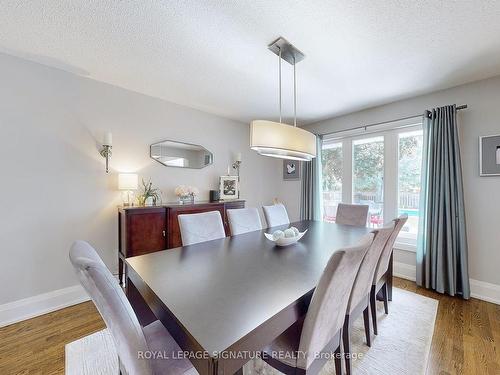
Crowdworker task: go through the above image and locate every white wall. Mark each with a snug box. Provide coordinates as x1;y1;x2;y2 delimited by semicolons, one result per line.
0;52;295;307
303;76;500;287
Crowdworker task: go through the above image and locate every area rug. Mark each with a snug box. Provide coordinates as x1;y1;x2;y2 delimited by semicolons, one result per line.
66;288;437;375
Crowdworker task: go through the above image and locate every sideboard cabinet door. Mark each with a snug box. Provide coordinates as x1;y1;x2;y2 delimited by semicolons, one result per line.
127;210;167;256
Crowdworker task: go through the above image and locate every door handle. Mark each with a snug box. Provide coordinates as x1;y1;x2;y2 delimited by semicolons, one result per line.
162;230;166;237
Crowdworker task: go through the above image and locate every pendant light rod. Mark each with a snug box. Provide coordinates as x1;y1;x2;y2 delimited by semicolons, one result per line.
279;48;282;123
268;37;304;126
293;56;297;127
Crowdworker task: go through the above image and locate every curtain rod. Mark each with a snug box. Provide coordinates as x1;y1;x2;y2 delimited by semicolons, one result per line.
320;104;468;137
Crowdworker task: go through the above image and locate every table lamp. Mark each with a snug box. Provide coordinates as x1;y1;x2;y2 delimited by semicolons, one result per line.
118;173;138;206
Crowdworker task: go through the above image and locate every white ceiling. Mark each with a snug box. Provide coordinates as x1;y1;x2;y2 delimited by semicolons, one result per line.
2;1;500;124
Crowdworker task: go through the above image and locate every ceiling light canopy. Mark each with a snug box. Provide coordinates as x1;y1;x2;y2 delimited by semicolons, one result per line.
250;37;317;162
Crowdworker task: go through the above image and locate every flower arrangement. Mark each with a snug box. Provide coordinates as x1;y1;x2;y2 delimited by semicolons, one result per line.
175;185;199;203
137;178;162;206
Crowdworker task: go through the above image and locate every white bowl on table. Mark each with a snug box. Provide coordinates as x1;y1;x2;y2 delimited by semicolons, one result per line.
264;228;308;247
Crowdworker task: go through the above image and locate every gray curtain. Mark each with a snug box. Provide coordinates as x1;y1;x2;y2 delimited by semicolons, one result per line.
300;135;323;221
417;104;470;299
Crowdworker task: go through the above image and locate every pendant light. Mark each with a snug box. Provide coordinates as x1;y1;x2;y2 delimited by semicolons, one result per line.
250;37;317;161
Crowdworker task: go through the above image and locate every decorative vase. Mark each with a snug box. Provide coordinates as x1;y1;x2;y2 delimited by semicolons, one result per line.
145;196;155;206
179;195;194;204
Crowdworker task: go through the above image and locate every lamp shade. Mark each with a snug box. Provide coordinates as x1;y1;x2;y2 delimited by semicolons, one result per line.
250;120;317;161
118;173;138;190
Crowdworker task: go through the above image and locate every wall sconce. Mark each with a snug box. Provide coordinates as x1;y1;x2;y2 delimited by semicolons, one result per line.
100;131;113;173
232;152;242;199
232;152;242;177
118;173;138;206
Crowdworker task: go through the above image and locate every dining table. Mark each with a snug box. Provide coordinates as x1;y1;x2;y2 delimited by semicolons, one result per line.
126;219;386;375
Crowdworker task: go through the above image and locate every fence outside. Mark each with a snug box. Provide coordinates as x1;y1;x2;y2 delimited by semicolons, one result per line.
323;191;420;209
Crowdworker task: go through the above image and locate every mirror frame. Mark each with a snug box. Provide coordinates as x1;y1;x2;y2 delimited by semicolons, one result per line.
150;139;214;169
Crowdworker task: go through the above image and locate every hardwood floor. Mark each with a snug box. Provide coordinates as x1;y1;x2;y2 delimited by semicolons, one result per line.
0;302;105;375
396;278;500;375
0;277;498;374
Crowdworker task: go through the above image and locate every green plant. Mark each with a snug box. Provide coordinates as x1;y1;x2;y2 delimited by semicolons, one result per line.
137;178;162;206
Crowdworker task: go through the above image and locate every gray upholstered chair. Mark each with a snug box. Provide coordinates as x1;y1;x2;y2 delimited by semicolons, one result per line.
342;224;394;375
262;203;290;228
335;203;369;226
178;210;226;246
370;214;408;334
262;233;375;375
69;241;197;375
227;207;262;235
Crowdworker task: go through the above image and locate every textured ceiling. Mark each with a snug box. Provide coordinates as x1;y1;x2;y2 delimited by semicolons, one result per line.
2;1;500;124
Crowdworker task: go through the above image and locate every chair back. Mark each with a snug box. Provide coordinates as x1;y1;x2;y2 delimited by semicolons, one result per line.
178;210;226;246
227;208;262;235
69;241;152;375
298;233;374;370
347;224;394;314
262;203;290;227
336;203;369;226
373;214;408;283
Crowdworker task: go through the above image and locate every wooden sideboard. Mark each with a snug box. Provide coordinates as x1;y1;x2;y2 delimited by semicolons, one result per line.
118;199;245;284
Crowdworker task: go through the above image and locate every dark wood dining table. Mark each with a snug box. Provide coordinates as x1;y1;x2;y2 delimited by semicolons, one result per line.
126;220;378;375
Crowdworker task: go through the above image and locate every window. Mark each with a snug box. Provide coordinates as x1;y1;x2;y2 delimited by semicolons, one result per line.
398;130;423;239
321;121;423;249
322;142;342;222
353;136;384;227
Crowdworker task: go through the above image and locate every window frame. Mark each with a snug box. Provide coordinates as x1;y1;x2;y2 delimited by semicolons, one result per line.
321;122;423;252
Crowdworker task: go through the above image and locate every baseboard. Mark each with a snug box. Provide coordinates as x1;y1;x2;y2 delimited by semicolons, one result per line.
394;261;417;281
469;279;500;305
0;285;90;328
393;261;500;305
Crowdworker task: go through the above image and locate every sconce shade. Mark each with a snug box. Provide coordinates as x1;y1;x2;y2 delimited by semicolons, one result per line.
250;120;317;161
103;131;113;146
118;173;138;190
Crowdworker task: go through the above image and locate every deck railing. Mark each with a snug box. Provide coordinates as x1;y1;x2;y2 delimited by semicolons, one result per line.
323;191;420;209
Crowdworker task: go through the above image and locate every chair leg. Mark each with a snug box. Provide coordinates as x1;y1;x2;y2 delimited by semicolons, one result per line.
334;344;343;375
382;283;389;315
370;286;378;335
363;307;371;347
342;316;352;375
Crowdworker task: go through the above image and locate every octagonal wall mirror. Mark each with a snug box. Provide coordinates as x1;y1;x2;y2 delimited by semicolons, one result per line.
150;140;213;169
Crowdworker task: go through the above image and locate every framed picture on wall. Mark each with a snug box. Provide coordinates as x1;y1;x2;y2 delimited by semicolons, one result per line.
283;160;301;180
479;134;500;176
219;175;239;199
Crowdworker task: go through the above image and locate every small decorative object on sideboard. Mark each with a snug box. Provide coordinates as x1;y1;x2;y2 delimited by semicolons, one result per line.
219;175;239;200
174;185;199;204
479;134;500;176
264;226;308;247
137;178;162;206
209;190;220;202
